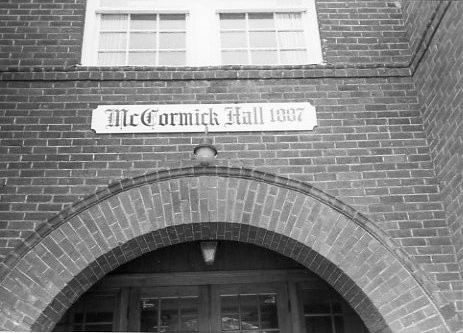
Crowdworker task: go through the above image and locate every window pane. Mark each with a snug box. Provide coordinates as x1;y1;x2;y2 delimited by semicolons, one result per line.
129;32;156;49
73;294;115;332
249;31;277;48
240;295;259;329
280;50;307;64
131;14;157;30
84;324;113;332
302;290;331;314
339;312;369;333
222;51;248;65
99;33;126;50
98;52;126;65
159;51;186;66
260;294;278;329
100;14;127;30
160;14;186;30
220;13;246;30
332;299;342;314
141;299;159;332
334;316;345;333
221;32;247;48
80;295;114;315
305;316;333;333
278;31;305;48
100;0;127;6
159;32;186;49
86;312;113;322
128;52;156;65
276;13;303;29
251;50;277;64
160;298;179;332
249;13;274;29
180;297;199;332
221;295;239;331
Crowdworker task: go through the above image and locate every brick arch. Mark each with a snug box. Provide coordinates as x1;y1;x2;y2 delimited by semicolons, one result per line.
0;167;452;332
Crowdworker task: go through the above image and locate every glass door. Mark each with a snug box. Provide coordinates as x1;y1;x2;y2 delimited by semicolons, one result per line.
55;271;369;332
211;283;291;333
128;283;291;333
129;286;207;332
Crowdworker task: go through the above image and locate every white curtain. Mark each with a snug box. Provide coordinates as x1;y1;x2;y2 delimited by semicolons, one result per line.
100;0;160;8
276;13;307;64
276;13;302;29
98;14;128;65
100;0;128;7
100;14;127;30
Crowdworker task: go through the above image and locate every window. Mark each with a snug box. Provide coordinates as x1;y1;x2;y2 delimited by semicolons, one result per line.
219;293;280;332
298;286;369;333
141;296;200;332
97;14;186;66
53;291;118;332
82;0;322;66
54;272;369;332
220;13;308;65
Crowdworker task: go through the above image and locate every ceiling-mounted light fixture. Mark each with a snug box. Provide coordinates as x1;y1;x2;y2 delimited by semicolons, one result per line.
193;127;217;166
200;241;218;265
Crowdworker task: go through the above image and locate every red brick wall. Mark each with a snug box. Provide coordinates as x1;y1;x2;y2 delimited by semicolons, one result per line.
318;0;410;64
0;0;411;68
402;0;440;56
0;0;85;68
0;72;458;290
0;172;451;332
403;0;463;314
0;0;462;330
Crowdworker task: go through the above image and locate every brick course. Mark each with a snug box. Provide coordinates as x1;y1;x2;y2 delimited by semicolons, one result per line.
1;71;461;331
0;169;453;332
318;0;411;64
403;0;463;316
0;76;455;285
0;0;411;69
0;0;85;68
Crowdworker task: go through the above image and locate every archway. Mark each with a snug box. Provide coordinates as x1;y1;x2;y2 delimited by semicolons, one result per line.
54;240;371;332
0;167;452;332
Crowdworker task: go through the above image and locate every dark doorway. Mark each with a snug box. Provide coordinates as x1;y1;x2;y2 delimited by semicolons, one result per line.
54;241;368;333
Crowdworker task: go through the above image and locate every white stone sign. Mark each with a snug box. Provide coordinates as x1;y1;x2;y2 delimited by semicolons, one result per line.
91;102;317;133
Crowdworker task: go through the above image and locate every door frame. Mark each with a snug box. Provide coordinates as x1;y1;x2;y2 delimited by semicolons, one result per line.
89;269;329;332
210;282;291;332
95;269;320;288
127;285;206;332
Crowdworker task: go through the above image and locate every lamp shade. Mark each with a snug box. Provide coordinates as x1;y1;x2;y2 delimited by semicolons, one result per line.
193;137;218;165
200;241;218;265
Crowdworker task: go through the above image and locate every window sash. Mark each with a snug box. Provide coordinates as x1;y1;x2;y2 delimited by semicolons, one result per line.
96;13;187;66
219;12;309;65
81;0;322;66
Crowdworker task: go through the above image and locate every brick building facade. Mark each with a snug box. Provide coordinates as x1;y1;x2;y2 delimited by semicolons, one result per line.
0;0;462;332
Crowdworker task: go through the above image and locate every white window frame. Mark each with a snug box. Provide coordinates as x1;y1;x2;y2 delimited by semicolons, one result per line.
81;0;323;66
218;12;313;65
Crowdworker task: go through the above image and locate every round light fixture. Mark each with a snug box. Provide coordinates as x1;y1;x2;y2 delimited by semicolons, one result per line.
193;137;218;166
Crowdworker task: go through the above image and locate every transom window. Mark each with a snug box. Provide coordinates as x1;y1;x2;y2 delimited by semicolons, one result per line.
219;293;279;332
141;296;200;332
54;274;368;333
82;0;323;66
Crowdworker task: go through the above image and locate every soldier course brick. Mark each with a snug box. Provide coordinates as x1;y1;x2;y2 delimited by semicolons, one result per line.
0;170;454;331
